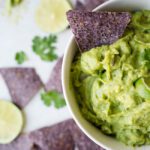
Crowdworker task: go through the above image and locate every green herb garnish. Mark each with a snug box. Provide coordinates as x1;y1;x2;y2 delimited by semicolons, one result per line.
15;51;28;64
41;91;66;109
32;35;58;61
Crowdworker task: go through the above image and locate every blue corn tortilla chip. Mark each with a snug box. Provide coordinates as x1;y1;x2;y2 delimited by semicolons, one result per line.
0;119;105;150
30;125;74;150
45;56;63;93
67;120;104;150
30;119;104;150
0;68;43;108
0;134;34;150
74;0;107;11
67;10;131;52
84;0;106;11
74;0;86;10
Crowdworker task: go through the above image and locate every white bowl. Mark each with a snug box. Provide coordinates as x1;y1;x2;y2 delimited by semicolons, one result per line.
62;0;150;150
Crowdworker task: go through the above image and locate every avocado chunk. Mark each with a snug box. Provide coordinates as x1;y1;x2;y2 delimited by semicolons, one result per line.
135;78;150;100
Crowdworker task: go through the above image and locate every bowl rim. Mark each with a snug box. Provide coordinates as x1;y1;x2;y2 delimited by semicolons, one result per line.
61;20;113;150
62;38;111;150
62;35;110;150
62;1;125;150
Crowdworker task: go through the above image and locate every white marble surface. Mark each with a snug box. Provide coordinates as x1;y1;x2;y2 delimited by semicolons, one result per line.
0;0;72;133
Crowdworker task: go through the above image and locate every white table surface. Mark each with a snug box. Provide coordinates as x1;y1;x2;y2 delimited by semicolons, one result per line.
0;0;72;133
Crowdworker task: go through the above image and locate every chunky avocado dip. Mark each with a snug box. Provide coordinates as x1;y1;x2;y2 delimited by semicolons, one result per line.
71;10;150;146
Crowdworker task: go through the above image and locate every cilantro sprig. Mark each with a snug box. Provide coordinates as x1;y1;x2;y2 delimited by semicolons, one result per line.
15;51;28;64
32;35;58;61
41;91;66;109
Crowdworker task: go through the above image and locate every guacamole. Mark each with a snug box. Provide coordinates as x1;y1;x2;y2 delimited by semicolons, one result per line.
71;10;150;146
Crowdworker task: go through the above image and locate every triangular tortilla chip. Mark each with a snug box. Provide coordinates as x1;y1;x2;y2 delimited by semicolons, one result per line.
0;68;43;108
67;10;131;52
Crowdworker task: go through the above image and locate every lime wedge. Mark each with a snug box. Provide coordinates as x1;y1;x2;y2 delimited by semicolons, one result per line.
0;100;23;144
35;0;72;33
135;78;150;100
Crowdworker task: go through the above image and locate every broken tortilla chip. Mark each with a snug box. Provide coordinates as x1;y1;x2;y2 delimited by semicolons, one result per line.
67;10;131;52
0;68;43;108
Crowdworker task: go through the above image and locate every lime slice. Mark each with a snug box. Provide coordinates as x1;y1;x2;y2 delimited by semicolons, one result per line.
0;100;23;144
35;0;72;33
135;78;150;100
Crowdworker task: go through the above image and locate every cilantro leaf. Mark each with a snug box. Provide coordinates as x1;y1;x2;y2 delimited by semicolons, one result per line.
41;91;66;109
15;51;28;64
32;35;58;62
